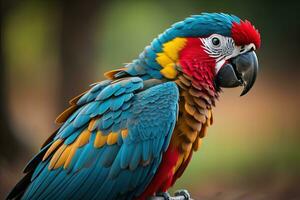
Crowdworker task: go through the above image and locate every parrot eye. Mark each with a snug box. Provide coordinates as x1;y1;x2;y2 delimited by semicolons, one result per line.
200;34;235;61
212;37;220;46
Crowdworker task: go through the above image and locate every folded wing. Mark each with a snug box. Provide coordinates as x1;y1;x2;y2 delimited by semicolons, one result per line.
8;78;179;200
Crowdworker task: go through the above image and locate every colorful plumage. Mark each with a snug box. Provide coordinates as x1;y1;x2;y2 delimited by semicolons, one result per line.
8;13;261;200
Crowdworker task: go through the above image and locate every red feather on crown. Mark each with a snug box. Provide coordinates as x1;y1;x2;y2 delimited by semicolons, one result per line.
231;20;261;49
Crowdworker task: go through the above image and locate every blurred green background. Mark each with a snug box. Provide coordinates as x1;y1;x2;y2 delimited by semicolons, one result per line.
1;0;300;199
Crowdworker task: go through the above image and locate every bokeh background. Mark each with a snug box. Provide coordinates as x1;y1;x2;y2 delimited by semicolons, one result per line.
1;0;300;199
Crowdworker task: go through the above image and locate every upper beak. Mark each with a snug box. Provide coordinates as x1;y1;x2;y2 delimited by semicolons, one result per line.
215;51;259;96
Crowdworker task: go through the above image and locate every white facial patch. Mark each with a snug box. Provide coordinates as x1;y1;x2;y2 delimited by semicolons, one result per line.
215;59;225;73
200;34;255;73
200;34;235;63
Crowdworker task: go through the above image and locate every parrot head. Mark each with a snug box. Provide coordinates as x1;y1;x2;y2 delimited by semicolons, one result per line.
154;13;261;96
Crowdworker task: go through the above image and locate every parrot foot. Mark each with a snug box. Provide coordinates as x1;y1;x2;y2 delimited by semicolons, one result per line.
148;190;192;200
174;189;191;199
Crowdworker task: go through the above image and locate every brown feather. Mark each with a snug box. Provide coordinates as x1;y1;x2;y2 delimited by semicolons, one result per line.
55;104;78;124
180;130;198;144
104;68;127;79
199;124;208;138
196;106;209;117
184;93;195;105
182;73;192;80
189;87;203;97
191;82;203;91
193;111;206;124
178;75;191;86
69;91;87;105
180;142;192;152
184;103;196;116
184;114;202;132
193;137;202;151
193;97;207;109
175;79;189;90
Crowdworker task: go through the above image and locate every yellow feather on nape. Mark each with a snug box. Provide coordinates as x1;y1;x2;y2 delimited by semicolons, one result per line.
156;37;187;79
156;53;174;67
160;63;178;79
43;139;63;161
107;132;119;145
163;37;187;61
94;131;107;148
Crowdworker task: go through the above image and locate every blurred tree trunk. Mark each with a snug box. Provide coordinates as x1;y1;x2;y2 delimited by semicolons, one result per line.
0;0;26;161
59;0;102;110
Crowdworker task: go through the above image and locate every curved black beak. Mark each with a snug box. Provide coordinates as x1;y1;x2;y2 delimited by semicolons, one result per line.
215;51;258;96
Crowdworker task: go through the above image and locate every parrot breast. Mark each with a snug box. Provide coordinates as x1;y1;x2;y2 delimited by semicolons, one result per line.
137;71;216;199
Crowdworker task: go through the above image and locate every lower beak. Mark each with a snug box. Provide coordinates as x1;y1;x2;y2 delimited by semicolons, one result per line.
215;51;259;96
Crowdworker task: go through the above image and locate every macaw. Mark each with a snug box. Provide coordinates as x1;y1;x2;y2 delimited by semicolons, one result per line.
7;12;260;200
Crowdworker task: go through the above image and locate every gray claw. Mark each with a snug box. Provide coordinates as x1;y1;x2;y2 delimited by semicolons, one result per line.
174;189;191;200
147;192;171;200
148;190;192;200
156;192;172;200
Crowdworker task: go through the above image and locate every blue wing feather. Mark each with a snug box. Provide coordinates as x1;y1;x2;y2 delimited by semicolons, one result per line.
17;78;179;200
129;144;142;170
64;127;85;145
